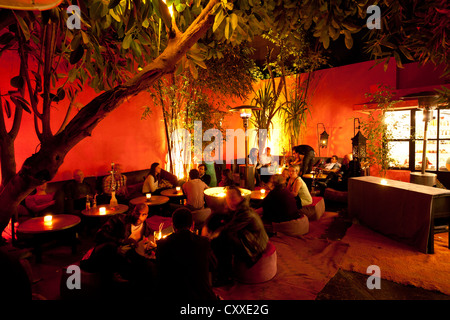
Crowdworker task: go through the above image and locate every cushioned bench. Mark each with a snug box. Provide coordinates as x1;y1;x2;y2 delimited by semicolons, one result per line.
299;196;325;221
272;215;309;237
233;241;277;284
147;215;172;232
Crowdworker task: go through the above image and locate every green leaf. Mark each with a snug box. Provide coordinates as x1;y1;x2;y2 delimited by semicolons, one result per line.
224;17;231;39
10;76;24;89
213;8;225;32
70;45;84;65
0;32;14;45
15;14;30;41
122;33;133;49
230;13;238;30
3;99;11;118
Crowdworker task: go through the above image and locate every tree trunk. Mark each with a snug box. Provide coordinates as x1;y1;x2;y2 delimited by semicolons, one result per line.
0;0;217;233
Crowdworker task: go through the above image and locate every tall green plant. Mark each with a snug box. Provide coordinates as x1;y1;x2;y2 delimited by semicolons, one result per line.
359;84;402;177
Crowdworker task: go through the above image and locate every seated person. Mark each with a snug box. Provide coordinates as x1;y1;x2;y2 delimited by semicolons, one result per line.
25;182;56;217
102;163;128;203
256;174;301;224
218;169;235;187
182;169;209;211
202;186;268;287
63;169;95;214
142;162;172;195
81;203;155;284
286;165;312;208
320;153;362;192
198;164;211;186
322;155;341;173
155;208;217;300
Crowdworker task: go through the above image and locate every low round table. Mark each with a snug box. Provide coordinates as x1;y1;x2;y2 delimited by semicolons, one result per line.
129;195;170;207
81;204;129;217
251;189;268;201
17;214;81;263
160;188;186;205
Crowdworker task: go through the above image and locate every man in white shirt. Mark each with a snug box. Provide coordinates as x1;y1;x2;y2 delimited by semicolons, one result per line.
182;169;209;211
323;155;341;173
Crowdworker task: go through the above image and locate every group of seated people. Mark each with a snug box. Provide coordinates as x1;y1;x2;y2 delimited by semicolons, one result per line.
79;184;269;299
16;147;365;300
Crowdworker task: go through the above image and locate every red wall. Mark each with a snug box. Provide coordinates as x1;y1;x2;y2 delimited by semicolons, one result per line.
1;49;448;184
1;52;167;182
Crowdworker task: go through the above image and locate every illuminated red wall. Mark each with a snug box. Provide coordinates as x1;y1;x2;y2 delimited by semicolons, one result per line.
1;48;448;184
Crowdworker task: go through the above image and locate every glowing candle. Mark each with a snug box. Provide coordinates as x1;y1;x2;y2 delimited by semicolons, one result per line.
176;186;181;192
146;193;152;201
380;179;388;185
99;207;106;215
44;215;53;226
260;189;266;195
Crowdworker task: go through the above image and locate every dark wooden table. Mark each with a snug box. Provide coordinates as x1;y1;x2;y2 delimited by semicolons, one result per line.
81;204;129;217
17;214;81;263
129;195;170;207
160;188;186;205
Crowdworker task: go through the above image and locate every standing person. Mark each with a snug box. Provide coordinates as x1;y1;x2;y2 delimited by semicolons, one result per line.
248;147;261;186
198;164;212;186
203;186;268;287
155;208;217;300
287;165;312;209
294;145;316;176
102;163;128;203
63;169;94;214
182;169;209;211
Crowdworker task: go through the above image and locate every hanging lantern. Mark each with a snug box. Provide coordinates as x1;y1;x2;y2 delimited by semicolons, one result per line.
352;118;367;160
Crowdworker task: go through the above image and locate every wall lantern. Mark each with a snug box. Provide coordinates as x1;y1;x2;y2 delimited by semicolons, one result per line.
317;123;329;156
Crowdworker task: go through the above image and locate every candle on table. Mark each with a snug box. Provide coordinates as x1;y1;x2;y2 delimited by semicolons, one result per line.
44;215;53;226
146;193;152;201
176;186;181;192
99;207;106;215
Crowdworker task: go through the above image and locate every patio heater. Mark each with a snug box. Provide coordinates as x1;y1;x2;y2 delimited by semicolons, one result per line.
230;105;261;190
317;123;329;157
400;91;439;186
351;118;367;161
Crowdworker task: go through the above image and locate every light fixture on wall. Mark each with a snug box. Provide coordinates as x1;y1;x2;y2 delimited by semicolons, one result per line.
351;118;367;161
317;123;329;156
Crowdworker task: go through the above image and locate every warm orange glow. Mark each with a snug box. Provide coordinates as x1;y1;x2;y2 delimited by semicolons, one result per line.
146;193;152;200
99;207;106;215
380;179;388;185
260;189;266;194
44;215;53;226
